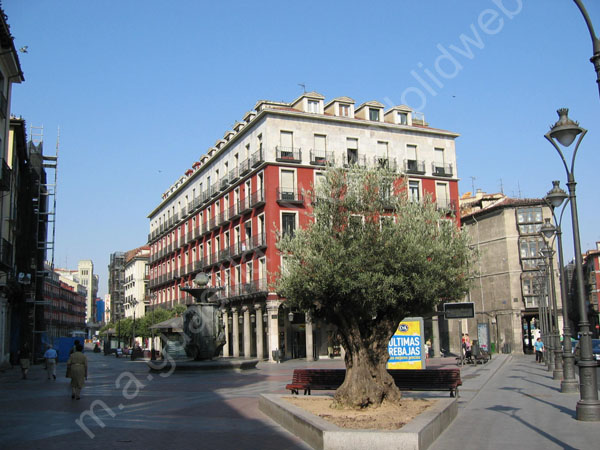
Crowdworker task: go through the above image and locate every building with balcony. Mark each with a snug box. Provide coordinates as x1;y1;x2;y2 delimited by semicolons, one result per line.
43;265;86;338
123;245;149;320
0;8;25;367
108;252;125;322
460;190;562;354
147;92;461;362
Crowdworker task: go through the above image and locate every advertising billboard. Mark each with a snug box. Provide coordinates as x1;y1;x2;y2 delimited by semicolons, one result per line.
387;317;425;369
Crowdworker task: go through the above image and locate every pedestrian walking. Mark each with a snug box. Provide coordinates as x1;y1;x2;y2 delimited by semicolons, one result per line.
18;343;31;380
534;337;544;363
43;345;58;380
66;342;87;400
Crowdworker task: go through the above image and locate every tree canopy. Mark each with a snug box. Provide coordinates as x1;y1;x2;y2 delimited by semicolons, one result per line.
276;167;475;408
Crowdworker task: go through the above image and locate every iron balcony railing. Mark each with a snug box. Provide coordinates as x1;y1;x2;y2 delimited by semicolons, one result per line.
373;157;398;172
251;149;264;167
239;196;252;214
436;199;458;215
309;149;334;166
344;153;367;168
220;177;229;191
276;146;302;163
239;159;251;175
432;162;453;177
229;166;240;183
211;182;219;197
277;188;303;205
224;278;268;299
250;188;265;207
404;159;426;174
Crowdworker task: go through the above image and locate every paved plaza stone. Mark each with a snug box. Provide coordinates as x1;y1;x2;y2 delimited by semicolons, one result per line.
0;351;597;450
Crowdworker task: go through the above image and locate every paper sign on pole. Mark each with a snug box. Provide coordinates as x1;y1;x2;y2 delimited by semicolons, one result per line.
387;317;425;369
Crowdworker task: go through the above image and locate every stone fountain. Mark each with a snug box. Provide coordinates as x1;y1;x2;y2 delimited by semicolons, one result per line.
148;273;259;372
180;272;225;360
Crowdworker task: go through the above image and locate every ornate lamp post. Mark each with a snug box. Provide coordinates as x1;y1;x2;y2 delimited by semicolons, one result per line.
542;183;579;392
544;108;600;421
572;0;600;99
536;259;554;369
540;245;562;380
131;299;139;348
150;293;157;360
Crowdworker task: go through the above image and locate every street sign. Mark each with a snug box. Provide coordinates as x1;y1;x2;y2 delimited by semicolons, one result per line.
443;302;475;319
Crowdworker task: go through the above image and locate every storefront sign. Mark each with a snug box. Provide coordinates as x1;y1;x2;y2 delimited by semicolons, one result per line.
387;317;425;369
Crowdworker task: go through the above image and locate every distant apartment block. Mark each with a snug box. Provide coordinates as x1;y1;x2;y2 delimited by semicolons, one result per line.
460;190;562;354
123;246;149;320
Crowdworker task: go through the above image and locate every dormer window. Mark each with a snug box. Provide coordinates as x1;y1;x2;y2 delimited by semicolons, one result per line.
307;100;319;113
369;108;380;121
340;104;350;117
398;112;408;125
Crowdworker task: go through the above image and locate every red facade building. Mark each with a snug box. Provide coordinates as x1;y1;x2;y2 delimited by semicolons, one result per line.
147;93;460;361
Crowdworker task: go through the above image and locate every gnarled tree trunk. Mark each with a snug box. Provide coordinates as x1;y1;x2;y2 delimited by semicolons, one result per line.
333;319;402;409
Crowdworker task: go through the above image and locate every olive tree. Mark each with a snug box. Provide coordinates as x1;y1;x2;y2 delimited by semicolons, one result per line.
275;168;474;409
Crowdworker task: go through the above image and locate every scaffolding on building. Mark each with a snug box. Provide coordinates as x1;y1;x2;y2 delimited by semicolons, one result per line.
29;126;59;355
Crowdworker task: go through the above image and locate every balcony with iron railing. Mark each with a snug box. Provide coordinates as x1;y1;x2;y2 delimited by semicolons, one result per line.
344;153;367;168
229;166;240;183
432;162;453;177
435;198;458;215
239;196;252;215
219;207;231;225
277;188;304;205
404;159;426;174
209;215;218;231
218;246;232;263
220;177;229;191
276;146;302;163
239;158;251;176
309;149;334;166
250;188;265;207
225;278;268;299
211;182;219;197
373;156;398;172
251;148;264;167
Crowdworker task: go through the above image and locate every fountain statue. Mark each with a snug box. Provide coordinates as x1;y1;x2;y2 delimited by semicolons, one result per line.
180;273;226;360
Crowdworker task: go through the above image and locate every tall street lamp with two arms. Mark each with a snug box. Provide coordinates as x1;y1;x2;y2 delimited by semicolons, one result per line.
544;108;600;421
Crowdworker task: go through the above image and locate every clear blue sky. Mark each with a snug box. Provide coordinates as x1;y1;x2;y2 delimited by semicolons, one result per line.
3;0;600;297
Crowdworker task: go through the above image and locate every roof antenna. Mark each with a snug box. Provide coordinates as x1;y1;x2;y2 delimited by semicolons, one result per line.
470;176;476;195
498;178;504;194
298;83;306;93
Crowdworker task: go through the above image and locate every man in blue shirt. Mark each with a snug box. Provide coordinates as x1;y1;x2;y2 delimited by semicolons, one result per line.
534;338;544;363
43;345;58;380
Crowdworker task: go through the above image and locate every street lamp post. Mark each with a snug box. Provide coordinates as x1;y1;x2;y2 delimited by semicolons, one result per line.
537;260;554;369
541;245;563;380
150;293;157;360
131;299;139;348
542;183;579;393
572;0;600;99
544;108;600;421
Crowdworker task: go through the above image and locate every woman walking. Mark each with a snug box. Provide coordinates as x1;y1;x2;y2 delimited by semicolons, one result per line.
66;342;87;399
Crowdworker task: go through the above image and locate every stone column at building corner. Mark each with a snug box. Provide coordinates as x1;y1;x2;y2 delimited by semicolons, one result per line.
231;307;240;358
254;303;264;360
266;300;281;362
242;305;251;358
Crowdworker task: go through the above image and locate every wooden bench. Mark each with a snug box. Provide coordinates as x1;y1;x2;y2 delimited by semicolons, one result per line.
286;368;462;397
